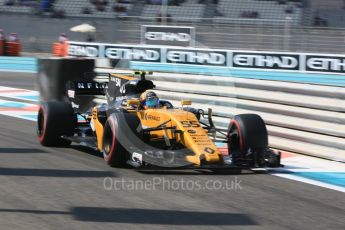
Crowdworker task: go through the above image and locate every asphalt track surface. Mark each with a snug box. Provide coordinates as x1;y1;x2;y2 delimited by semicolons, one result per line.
0;72;345;230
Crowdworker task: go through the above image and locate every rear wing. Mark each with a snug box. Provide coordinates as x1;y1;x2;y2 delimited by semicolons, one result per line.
38;58;154;111
38;58;95;102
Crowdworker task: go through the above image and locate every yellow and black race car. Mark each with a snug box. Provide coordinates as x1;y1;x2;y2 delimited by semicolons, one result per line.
36;59;281;172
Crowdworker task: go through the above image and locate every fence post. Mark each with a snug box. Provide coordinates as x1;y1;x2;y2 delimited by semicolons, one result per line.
284;17;292;51
161;0;168;25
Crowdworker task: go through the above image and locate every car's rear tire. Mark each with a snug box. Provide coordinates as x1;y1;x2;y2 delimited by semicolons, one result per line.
227;114;268;166
37;101;75;147
102;113;142;167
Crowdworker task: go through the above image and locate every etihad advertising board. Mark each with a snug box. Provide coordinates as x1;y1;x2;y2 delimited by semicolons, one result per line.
67;41;345;74
166;49;227;66
305;55;345;73
68;43;161;62
141;25;195;47
232;52;300;70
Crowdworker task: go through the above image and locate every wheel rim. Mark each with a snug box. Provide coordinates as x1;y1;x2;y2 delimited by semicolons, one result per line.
229;128;241;154
103;130;112;160
228;119;244;155
103;119;116;162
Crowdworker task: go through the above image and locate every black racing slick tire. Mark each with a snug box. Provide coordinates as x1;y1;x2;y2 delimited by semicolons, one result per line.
37;101;75;147
227;114;268;164
102;112;142;167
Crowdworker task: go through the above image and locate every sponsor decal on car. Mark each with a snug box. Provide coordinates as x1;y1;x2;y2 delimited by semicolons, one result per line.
144;113;161;121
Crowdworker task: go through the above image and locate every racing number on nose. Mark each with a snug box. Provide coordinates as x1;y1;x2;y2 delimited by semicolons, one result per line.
181;121;200;128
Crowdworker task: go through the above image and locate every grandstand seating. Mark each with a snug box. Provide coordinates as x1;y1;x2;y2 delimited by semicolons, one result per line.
0;0;33;13
4;0;345;28
214;0;302;26
53;0;133;18
0;0;302;25
0;0;137;18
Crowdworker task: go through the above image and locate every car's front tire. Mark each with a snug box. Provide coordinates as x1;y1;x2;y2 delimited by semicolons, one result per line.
227;114;268;167
102;113;142;167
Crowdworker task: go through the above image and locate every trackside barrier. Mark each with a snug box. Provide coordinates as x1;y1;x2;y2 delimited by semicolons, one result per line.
101;67;345;162
68;41;345;78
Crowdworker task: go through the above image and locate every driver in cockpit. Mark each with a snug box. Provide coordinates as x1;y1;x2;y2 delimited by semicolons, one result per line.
140;91;160;109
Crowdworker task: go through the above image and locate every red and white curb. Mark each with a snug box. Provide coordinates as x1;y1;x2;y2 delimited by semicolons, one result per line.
0;86;39;102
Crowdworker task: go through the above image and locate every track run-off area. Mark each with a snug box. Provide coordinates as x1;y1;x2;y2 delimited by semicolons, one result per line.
0;71;344;230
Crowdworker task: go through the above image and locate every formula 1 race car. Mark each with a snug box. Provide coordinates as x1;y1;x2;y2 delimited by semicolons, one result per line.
36;59;281;172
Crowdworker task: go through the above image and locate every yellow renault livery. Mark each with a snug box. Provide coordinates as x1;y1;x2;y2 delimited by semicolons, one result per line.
36;59;281;172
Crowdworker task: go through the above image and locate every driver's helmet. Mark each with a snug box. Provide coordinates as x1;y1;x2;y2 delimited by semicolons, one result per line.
140;91;159;109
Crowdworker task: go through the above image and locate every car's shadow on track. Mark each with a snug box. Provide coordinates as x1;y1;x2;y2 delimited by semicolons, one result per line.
71;207;257;225
0;147;48;154
0;208;257;225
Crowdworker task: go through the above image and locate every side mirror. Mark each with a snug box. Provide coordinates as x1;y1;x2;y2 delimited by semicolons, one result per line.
127;99;140;107
181;100;192;106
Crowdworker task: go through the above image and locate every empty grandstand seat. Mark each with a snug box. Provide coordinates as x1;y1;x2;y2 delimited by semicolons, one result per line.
142;2;205;22
310;0;345;27
316;9;345;27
